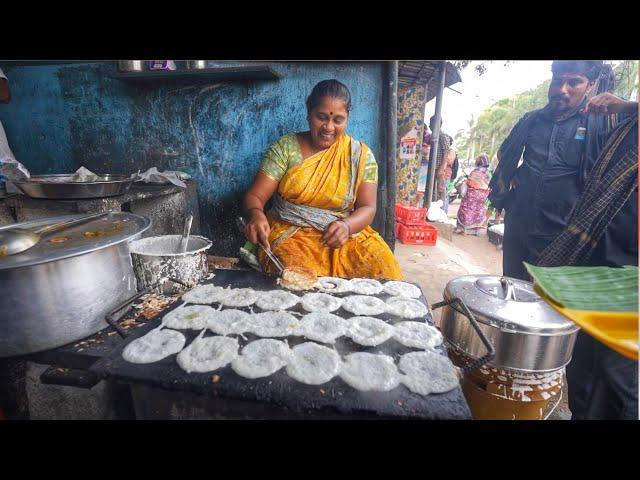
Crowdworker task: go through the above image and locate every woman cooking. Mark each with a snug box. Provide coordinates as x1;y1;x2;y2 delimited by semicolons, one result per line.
242;79;402;280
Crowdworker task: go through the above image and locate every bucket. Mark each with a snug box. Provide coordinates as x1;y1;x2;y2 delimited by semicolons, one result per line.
128;235;212;294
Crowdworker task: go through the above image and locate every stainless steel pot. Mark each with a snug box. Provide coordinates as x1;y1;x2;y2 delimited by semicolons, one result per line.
12;174;134;199
128;235;212;295
186;60;207;69
0;212;150;357
118;60;144;72
437;275;579;372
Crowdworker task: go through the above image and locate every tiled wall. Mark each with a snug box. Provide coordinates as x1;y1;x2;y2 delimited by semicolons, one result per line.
395;84;427;205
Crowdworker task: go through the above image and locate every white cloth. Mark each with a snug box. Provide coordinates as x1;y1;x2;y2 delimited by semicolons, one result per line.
488;223;504;236
427;200;448;222
71;166;100;181
134;167;190;188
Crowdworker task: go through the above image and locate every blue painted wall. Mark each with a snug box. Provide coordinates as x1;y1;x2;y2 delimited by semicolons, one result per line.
0;61;387;255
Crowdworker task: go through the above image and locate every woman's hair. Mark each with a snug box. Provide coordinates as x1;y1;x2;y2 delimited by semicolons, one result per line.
306;79;352;113
476;154;489;167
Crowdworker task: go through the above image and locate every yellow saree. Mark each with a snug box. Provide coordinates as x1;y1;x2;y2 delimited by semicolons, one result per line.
258;133;402;280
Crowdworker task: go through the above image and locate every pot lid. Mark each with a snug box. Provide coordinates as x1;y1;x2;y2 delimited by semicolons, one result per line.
0;212;150;270
444;275;578;335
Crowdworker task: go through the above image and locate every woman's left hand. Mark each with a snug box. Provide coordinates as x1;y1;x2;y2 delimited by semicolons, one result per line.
322;220;350;248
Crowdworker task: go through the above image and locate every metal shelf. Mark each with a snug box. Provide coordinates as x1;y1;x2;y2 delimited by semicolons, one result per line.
0;61;96;67
112;65;284;83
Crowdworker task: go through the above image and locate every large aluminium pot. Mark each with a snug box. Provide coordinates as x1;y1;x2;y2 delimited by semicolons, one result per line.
0;212;150;357
438;275;579;372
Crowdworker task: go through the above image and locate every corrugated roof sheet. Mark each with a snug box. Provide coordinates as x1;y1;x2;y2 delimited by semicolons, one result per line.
398;61;462;102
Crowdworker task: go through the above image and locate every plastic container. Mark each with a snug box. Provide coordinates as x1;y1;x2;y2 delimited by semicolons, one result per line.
396;222;437;245
395;204;427;225
148;60;176;71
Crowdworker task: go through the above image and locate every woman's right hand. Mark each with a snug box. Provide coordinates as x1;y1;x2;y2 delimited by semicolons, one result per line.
245;210;271;251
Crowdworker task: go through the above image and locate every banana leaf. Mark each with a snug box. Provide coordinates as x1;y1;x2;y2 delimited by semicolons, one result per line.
524;263;638;313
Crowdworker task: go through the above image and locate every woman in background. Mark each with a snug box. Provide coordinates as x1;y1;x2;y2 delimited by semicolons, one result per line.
455;154;491;236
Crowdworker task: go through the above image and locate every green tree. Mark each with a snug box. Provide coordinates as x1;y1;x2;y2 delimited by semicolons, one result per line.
455;79;550;165
613;60;639;100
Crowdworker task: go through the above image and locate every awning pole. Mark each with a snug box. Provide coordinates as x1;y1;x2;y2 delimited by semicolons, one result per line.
384;61;399;251
423;61;447;211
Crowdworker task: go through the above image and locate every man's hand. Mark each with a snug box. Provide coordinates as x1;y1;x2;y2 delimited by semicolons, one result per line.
244;210;271;251
582;92;638;115
322;220;350;249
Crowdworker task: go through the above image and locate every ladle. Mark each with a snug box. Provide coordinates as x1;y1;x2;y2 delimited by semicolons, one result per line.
0;212;110;257
179;214;194;253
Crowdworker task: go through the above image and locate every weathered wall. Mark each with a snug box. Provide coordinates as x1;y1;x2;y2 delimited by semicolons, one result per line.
396;84;427;206
0;61;386;256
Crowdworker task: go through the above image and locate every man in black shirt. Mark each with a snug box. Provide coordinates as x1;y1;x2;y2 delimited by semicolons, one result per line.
537;113;638;420
489;60;638;420
489;61;637;280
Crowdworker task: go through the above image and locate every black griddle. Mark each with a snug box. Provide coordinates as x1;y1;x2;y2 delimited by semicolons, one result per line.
90;270;472;419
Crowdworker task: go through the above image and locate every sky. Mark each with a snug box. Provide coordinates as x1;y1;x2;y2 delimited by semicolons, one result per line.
424;60;553;139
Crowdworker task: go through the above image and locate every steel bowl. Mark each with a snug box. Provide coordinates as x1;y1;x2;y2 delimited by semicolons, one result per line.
12;174;134;199
128;235;212;294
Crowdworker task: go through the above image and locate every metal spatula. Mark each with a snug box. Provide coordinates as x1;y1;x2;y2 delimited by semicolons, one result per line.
236;216;285;274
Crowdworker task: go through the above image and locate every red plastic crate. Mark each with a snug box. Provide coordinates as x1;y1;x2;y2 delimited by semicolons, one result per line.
396;222;438;245
395;204;427;225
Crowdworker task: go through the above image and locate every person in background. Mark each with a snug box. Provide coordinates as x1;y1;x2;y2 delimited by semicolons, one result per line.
0;67;17;167
488;60;638;280
450;151;459;182
455;153;491;235
537;113;638;420
0;67;30;420
0;68;9;102
428;116;453;211
489;60;638;420
0;68;29;187
435;145;456;214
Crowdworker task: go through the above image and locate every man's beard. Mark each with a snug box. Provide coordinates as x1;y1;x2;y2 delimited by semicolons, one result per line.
550;95;571;112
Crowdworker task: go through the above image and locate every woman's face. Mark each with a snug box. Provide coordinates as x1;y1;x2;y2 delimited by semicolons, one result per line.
307;96;349;150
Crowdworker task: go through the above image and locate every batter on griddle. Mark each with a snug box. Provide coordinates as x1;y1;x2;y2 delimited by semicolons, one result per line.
122;327;186;364
231;339;292;379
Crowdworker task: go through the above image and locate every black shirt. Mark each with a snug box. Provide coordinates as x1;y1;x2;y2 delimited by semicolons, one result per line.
509;101;612;258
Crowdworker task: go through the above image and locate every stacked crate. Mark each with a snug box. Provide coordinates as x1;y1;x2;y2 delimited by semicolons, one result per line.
394;204;438;245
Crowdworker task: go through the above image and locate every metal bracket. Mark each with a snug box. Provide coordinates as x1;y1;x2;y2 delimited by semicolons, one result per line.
105;276;190;338
40;366;100;389
431;296;496;374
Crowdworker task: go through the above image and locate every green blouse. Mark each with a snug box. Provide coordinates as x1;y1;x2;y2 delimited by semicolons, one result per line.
259;134;378;184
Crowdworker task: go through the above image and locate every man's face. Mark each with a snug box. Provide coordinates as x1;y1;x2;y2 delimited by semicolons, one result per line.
548;72;594;115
